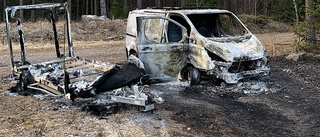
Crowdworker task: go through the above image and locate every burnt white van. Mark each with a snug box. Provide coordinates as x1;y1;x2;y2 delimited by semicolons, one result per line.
125;7;269;85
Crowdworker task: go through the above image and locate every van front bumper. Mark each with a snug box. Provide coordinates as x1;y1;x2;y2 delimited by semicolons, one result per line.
206;66;270;84
219;67;270;84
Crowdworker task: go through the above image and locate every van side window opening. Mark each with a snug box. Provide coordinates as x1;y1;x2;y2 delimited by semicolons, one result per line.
219;14;247;36
167;22;182;42
169;15;191;36
144;19;165;43
187;13;246;37
144;18;184;43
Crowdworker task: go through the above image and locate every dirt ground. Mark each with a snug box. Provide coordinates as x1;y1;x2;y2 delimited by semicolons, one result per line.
0;19;320;137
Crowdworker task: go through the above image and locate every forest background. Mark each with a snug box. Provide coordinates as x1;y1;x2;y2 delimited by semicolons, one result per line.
0;0;319;51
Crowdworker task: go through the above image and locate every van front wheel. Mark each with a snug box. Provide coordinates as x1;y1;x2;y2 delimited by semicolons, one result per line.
187;67;200;86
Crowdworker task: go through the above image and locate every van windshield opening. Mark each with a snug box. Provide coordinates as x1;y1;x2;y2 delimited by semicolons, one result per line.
187;13;248;38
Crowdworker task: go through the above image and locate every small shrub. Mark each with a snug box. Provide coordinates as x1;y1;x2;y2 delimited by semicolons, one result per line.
292;4;320;53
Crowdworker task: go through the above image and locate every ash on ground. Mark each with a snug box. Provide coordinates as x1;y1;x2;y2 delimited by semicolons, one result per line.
5;75;284;116
183;77;285;99
5;88;120;116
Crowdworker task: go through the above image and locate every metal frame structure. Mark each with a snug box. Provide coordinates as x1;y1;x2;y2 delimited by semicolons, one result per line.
4;3;157;111
5;2;74;76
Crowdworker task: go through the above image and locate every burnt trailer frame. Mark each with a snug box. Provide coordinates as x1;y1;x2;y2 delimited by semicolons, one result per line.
5;3;156;111
5;2;74;75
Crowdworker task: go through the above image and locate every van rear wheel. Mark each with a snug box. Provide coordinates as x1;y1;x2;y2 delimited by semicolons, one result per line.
187;67;200;85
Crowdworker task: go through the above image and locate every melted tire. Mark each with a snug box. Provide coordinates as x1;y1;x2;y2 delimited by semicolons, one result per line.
188;67;200;86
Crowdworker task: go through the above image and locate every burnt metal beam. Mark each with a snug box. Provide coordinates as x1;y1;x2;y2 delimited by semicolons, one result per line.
5;3;65;11
5;9;15;76
50;9;61;58
65;4;74;57
17;19;27;65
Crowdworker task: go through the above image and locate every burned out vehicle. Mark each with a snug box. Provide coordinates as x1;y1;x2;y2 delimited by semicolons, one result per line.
126;8;270;85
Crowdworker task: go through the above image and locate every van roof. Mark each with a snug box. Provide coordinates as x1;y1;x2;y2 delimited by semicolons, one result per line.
131;8;231;15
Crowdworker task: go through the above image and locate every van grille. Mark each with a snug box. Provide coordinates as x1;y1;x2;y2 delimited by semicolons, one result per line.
228;60;258;73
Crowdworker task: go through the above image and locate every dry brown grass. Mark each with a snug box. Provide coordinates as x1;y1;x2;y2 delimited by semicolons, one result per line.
0;19;127;64
239;14;292;34
0;90;143;136
256;33;296;57
0;19;126;45
0;39;126;65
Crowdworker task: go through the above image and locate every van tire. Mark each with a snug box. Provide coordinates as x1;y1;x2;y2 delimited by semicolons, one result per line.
187;67;200;85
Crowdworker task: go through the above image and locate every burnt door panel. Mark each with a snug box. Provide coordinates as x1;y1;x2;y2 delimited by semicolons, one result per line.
137;16;188;82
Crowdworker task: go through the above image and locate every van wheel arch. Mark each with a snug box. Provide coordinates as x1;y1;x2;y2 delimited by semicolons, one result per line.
180;64;200;85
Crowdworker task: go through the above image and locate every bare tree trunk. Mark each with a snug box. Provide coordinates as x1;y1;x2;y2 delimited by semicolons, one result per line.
77;0;79;18
254;0;257;17
100;0;107;16
293;0;300;48
124;0;128;9
156;0;161;7
91;0;94;14
305;0;317;49
305;0;314;22
86;0;89;15
270;0;274;14
244;0;247;14
137;0;142;9
181;0;185;7
245;0;247;14
248;0;254;15
31;0;35;22
263;0;268;16
82;0;85;15
95;0;98;15
224;0;228;10
293;0;299;24
20;0;23;21
231;0;237;15
68;0;72;18
106;0;109;15
3;0;6;22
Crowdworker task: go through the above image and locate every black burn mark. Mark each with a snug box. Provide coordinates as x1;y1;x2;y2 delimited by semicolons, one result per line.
233;55;251;62
206;49;226;62
142;47;152;51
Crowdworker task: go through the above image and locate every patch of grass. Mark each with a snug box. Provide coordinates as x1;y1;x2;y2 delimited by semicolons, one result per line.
35;121;48;137
113;113;124;124
96;127;105;137
256;33;296;57
0;19;126;45
238;14;292;33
